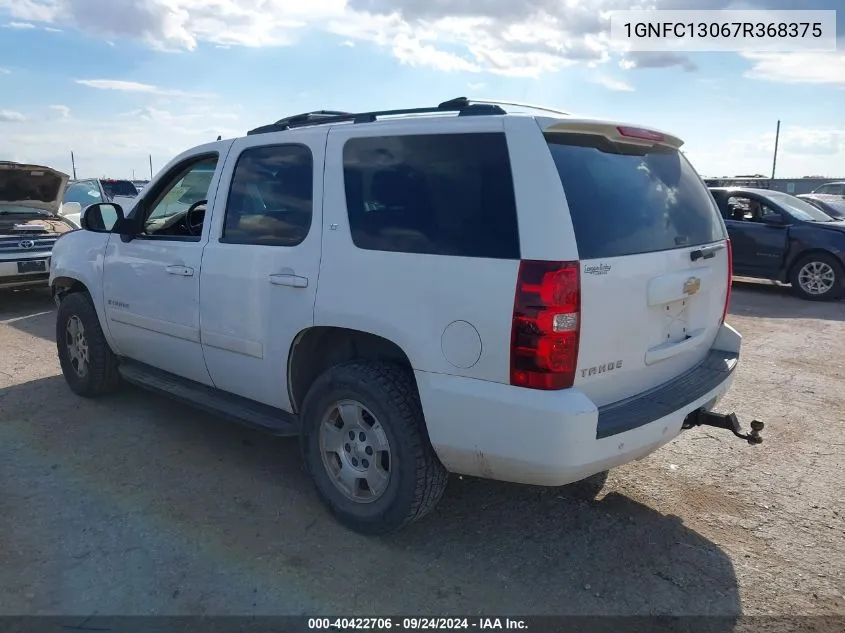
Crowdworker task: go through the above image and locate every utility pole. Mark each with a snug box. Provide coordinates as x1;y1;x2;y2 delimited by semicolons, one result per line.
149;154;153;179
70;151;77;180
771;120;781;180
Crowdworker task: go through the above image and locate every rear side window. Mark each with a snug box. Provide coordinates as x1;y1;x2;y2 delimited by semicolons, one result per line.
222;144;313;246
342;133;520;259
546;134;725;260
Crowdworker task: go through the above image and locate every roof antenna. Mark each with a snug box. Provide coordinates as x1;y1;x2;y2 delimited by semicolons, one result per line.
216;135;222;141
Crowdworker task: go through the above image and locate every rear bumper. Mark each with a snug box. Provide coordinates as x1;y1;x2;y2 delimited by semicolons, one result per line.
416;323;741;487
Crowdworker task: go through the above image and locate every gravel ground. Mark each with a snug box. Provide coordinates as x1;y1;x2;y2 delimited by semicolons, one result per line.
0;281;843;617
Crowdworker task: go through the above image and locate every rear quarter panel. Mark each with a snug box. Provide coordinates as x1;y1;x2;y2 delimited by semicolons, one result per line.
315;117;534;383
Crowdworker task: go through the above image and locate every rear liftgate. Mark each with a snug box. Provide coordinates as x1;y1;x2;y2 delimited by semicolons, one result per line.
682;409;764;445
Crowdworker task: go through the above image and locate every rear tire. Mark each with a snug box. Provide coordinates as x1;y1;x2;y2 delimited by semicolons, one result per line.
789;253;844;301
300;361;448;535
56;291;121;397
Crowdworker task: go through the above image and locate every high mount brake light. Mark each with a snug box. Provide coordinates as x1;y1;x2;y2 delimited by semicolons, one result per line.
617;126;666;143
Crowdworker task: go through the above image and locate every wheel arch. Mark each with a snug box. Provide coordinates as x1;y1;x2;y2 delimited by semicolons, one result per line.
287;326;416;415
786;248;843;281
51;275;90;303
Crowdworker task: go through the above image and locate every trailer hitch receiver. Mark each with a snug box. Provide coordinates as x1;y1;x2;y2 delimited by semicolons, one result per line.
682;409;764;444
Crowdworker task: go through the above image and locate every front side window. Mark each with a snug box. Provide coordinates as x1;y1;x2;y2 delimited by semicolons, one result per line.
143;157;218;235
222;144;314;246
342;133;520;259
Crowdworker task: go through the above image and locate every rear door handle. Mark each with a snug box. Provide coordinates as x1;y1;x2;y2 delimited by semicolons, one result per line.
165;265;194;277
269;273;308;288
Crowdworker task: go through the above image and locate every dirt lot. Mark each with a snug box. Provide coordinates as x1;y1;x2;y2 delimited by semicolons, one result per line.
0;281;843;617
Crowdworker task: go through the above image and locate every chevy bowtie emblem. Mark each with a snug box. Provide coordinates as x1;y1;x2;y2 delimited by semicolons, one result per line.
683;276;701;296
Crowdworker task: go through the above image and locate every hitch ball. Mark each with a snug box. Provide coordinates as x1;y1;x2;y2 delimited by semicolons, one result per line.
748;420;764;444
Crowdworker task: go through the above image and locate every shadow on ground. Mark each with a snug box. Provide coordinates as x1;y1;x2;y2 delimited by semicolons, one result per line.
729;280;844;321
0;374;742;620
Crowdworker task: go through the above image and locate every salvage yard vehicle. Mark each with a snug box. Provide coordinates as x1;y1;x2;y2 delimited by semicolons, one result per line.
798;194;845;221
710;186;845;301
0;161;78;290
60;178;138;227
49;98;762;535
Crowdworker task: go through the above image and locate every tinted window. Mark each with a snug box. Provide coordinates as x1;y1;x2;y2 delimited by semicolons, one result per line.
101;180;138;198
64;181;103;206
342;133;520;259
222;144;313;246
546;134;725;260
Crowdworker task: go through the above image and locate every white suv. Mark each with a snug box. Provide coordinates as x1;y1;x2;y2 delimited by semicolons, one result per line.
49;98;752;534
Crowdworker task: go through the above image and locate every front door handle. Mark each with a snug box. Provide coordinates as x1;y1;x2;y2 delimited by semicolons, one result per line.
269;273;308;288
165;265;194;277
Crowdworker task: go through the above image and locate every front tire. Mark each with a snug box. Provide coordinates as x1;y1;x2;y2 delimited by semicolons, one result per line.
300;361;448;535
789;253;844;301
56;291;121;397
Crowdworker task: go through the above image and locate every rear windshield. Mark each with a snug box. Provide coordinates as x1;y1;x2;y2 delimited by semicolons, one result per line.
546;133;725;260
101;180;138;198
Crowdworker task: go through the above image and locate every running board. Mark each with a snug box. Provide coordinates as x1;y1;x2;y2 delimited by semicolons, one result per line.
118;360;300;436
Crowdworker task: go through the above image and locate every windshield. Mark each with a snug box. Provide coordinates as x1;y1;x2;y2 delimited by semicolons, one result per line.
801;196;845;220
545;133;725;259
101;180;138;198
767;191;835;222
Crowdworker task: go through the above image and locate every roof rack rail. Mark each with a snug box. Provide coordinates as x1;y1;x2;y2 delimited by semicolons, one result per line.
468;98;570;116
246;97;506;136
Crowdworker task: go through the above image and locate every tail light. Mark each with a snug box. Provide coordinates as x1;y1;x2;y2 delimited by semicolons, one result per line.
721;239;733;324
510;260;581;390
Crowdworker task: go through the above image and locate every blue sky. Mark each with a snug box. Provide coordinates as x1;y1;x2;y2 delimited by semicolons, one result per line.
0;0;843;180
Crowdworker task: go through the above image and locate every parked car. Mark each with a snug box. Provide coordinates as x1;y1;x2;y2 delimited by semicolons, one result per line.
61;178;138;225
797;193;845;220
50;98;754;534
710;187;845;301
1;161;77;290
811;181;845;197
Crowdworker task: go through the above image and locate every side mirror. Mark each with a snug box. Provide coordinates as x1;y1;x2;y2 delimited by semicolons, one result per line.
60;202;81;216
760;213;786;226
80;202;124;233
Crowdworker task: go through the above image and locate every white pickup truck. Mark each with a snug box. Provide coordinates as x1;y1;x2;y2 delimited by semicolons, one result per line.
49;98;763;534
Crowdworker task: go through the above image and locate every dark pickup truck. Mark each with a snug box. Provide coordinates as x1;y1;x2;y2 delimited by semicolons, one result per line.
710;187;845;301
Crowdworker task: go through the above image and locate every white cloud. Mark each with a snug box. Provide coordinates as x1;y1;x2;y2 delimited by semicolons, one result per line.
5;0;839;78
743;52;845;85
686;126;845;178
10;0;836;77
49;104;71;119
467;81;487;91
0;110;26;122
75;78;208;97
0;67;10;74
593;75;634;91
0;105;243;178
4;21;36;28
